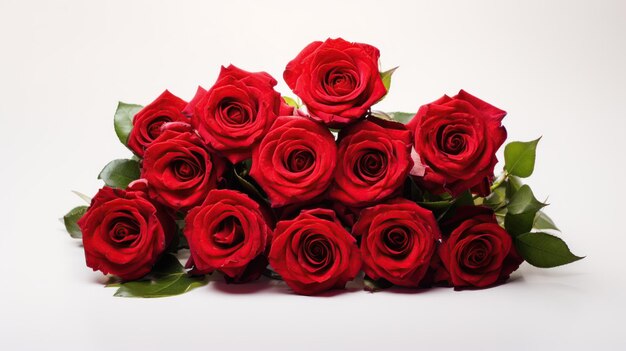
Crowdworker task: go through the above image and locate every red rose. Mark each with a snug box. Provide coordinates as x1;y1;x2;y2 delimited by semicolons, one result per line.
77;186;175;280
141;128;226;211
284;38;387;128
250;116;337;208
189;65;291;164
407;90;507;196
184;189;272;280
352;198;440;287
330;117;413;207
182;86;206;118
127;90;188;157
269;209;361;295
436;206;522;288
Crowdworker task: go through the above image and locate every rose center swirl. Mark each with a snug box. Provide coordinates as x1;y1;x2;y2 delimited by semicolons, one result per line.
108;217;140;246
436;126;467;155
213;216;245;249
285;148;314;173
171;157;201;181
218;99;252;126
147;116;171;139
301;234;333;268
382;226;412;256
355;149;387;182
324;67;357;96
459;238;494;272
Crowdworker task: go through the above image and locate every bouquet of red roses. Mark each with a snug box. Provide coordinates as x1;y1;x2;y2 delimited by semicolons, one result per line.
63;38;582;297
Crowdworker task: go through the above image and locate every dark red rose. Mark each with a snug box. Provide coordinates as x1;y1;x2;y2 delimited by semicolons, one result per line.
269;209;361;295
284;38;387;128
406;90;507;196
352;199;441;287
250;116;337;208
330;117;413;207
436;206;522;288
184;189;272;280
189;65;292;164
141;129;226;211
127;90;188;157
182;86;206;118
352;198;440;287
77;186;175;280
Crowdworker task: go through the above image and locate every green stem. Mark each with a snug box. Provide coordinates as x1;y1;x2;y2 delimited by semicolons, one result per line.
490;170;509;192
472;170;509;202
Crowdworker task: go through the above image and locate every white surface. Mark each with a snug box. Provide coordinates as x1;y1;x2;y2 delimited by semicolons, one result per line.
1;0;624;349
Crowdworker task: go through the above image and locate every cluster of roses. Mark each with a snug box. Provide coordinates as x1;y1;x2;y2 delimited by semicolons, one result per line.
75;38;524;295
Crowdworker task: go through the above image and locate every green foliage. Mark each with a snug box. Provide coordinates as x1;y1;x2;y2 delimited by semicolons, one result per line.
515;232;583;268
380;66;398;92
363;276;392;292
504;138;541;178
98;159;140;189
534;211;560;231
108;255;207;298
505;185;547;236
507;185;546;215
282;96;301;109
113;102;143;146
63;206;88;239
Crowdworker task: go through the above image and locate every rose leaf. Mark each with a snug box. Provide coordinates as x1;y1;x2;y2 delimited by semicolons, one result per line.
114;102;143;146
380;66;398;92
109;254;207;298
282;96;301;109
515;232;584;268
533;211;560;232
63;205;88;239
504;137;541;178
98;159;140;189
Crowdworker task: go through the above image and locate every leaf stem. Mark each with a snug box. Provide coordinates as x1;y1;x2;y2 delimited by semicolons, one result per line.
490;170;509;192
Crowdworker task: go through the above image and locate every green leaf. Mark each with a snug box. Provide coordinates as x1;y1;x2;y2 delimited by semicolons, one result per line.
98;159;140;189
63;206;88;239
506;175;523;198
380;66;398;92
282;96;301;109
370;110;392;121
109;255;207;298
363;276;392;292
233;162;268;204
71;190;92;204
484;184;506;209
534;211;560;231
262;268;283;281
505;185;547;236
417;199;453;210
505;212;536;236
387;112;416;124
515;232;583;268
504;138;541;178
114;102;143;146
507;185;546;215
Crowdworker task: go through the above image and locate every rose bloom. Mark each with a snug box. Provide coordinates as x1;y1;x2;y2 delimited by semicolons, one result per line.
435;206;523;288
407;90;507;196
184;189;273;281
189;65;293;164
127;90;188;157
330;117;413;207
77;186;175;280
141;127;226;211
269;208;361;295
284;38;387;128
250;116;337;208
352;198;440;287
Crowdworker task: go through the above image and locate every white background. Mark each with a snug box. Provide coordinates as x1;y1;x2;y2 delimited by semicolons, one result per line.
1;0;624;349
